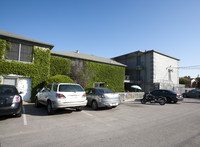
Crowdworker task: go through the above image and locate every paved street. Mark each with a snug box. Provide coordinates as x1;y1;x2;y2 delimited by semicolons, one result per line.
0;98;200;147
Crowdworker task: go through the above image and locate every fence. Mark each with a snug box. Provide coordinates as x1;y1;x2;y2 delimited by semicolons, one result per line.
117;92;144;102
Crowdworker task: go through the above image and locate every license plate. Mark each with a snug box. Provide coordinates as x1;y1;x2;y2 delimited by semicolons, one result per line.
111;103;118;106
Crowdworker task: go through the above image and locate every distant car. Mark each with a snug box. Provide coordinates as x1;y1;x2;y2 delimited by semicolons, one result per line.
182;90;200;98
150;89;183;103
0;85;22;117
85;88;120;110
35;83;87;115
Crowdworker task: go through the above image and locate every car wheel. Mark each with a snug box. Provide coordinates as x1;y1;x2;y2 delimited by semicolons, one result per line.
91;101;98;110
141;99;146;104
76;106;83;111
47;101;54;115
159;98;165;105
35;97;41;108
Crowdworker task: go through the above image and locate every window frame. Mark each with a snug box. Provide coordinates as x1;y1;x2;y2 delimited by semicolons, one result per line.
6;41;33;63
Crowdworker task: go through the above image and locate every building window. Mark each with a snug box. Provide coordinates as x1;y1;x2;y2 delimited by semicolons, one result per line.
94;82;105;88
6;42;19;61
6;42;33;63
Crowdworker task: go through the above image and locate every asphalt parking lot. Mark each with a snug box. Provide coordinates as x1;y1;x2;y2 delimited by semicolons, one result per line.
0;98;200;147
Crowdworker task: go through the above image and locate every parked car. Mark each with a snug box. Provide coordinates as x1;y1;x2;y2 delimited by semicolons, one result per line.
85;88;120;110
182;90;200;98
150;89;183;103
35;83;87;115
0;85;22;117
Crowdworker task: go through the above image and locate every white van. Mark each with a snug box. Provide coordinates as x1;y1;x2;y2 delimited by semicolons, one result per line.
35;83;87;114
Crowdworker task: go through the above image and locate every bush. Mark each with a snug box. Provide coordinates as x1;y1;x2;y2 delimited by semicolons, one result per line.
46;75;74;85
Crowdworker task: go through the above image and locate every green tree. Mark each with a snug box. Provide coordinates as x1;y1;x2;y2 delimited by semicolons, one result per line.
179;77;190;85
196;77;200;88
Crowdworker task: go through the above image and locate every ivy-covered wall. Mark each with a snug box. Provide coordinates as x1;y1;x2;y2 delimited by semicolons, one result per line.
50;56;71;76
50;55;125;92
0;39;51;102
84;61;125;92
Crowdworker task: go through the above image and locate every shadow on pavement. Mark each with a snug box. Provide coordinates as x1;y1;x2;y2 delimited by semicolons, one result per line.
23;103;73;116
83;105;114;111
0;115;15;120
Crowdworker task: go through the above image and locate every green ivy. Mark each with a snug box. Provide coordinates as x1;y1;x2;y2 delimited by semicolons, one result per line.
84;61;125;92
0;39;6;59
50;56;71;76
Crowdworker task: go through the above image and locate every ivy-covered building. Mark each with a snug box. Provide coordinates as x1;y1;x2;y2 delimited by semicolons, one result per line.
0;30;126;102
0;30;54;102
51;51;126;92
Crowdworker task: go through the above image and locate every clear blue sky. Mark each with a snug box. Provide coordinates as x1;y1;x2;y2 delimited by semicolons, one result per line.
1;0;200;78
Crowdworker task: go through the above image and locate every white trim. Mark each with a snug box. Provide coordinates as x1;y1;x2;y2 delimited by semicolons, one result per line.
18;43;21;61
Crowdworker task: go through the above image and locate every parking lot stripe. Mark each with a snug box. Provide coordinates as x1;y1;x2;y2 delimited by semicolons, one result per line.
82;111;94;117
22;106;27;125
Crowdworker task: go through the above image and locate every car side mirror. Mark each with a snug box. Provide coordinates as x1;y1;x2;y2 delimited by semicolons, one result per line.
19;91;23;94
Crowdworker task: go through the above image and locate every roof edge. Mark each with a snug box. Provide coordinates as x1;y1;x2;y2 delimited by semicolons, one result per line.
51;51;126;67
113;49;180;61
0;30;54;49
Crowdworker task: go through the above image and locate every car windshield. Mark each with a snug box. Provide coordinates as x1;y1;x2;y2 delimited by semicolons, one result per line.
0;86;18;95
59;85;84;92
98;88;114;94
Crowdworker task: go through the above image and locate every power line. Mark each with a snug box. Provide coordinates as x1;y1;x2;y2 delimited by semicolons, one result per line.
168;65;200;70
179;65;200;70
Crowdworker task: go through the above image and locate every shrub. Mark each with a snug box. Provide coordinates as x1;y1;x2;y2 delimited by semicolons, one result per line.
46;75;74;85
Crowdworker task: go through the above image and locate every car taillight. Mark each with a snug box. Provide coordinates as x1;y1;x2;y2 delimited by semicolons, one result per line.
98;95;105;98
56;94;65;98
82;93;86;97
176;94;179;98
13;95;21;103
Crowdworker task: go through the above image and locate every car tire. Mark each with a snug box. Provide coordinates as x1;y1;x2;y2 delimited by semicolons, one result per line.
159;98;166;105
16;106;22;117
76;106;83;111
47;101;54;115
91;101;98;110
35;97;41;108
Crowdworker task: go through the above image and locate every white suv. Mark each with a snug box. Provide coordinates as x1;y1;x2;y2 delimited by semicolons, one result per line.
35;83;87;114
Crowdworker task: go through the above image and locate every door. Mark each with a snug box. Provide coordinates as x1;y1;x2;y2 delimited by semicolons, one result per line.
18;78;32;102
